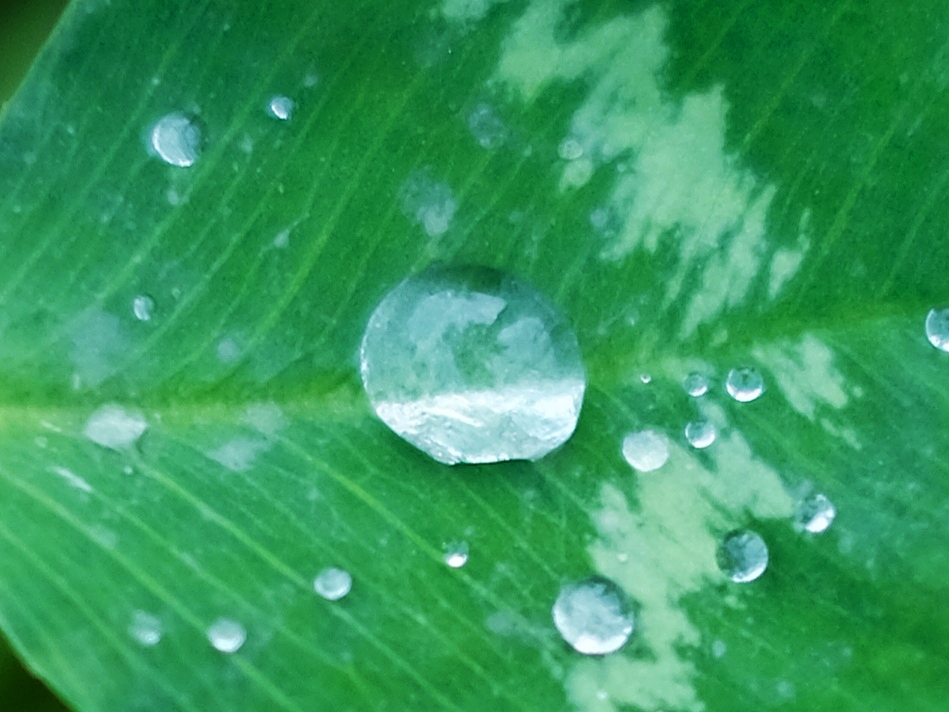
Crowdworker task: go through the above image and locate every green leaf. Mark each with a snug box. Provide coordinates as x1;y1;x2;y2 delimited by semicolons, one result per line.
1;0;948;710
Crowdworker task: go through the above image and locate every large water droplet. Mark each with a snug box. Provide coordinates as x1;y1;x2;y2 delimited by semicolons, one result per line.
148;112;201;167
716;530;768;583
552;576;634;655
925;308;949;352
129;610;162;647
207;618;246;653
132;295;155;322
621;429;669;472
314;567;352;601
83;404;147;450
444;541;469;568
685;420;716;449
267;95;294;120
725;367;765;403
683;372;709;397
794;493;836;534
359;266;586;465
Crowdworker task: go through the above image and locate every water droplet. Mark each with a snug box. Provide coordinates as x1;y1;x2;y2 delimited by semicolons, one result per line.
467;103;508;149
207;618;246;653
359;266;586;465
267;95;294;121
716;530;768;583
83;404;147;450
551;576;635;655
148;112;201;167
558;137;584;160
711;639;727;659
621;429;669;472
685;420;717;449
129;610;162;647
725;367;765;403
132;295;155;322
794;493;836;534
639;373;652;384
925;308;949;351
683;372;709;397
400;171;457;237
314;567;352;601
444;541;469;568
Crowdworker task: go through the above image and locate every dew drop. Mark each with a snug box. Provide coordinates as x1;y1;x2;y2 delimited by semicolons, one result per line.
314;567;352;601
129;610;162;647
558;137;584;161
359;266;586;465
467;103;508;149
725;367;765;403
621;429;669;472
685;420;717;449
444;541;469;568
683;372;709;397
132;295;155;322
551;576;634;655
716;530;768;583
83;404;147;450
639;373;652;384
711;639;727;659
794;493;836;534
207;618;246;653
925;308;949;352
267;95;294;121
148;112;201;167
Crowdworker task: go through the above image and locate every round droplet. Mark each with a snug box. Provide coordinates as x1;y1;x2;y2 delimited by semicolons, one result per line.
794;493;836;534
207;618;246;653
725;367;765;403
359;266;586;465
132;295;155;322
558;137;584;160
148;112;201;167
639;373;652;384
552;576;635;655
683;372;709;397
716;530;768;583
314;567;352;601
925;308;949;352
621;429;669;472
467;103;508;149
83;404;147;450
267;95;294;121
685;420;716;449
444;541;469;568
128;610;162;647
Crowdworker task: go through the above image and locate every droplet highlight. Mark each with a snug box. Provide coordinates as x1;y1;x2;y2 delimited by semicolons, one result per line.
132;295;155;322
267;95;294;121
725;367;765;403
925;308;949;352
622;429;669;472
444;541;469;568
207;618;246;653
683;372;709;397
552;576;635;655
148;112;201;167
129;610;162;647
83;404;147;450
794;493;836;534
314;567;352;601
685;420;716;449
716;530;768;583
359;266;586;465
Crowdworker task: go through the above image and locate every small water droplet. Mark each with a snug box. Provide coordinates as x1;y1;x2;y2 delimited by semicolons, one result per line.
711;639;727;658
314;567;352;601
148;112;201;167
444;541;469;568
683;372;709;397
359;266;586;465
132;295;155;322
552;576;635;655
639;373;652;384
725;367;765;403
794;493;836;534
273;228;290;248
129;610;162;647
83;404;147;450
685;420;717;449
621;429;669;472
717;530;768;583
467;103;508;149
207;618;246;653
925;308;949;352
267;95;294;121
558;137;584;161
